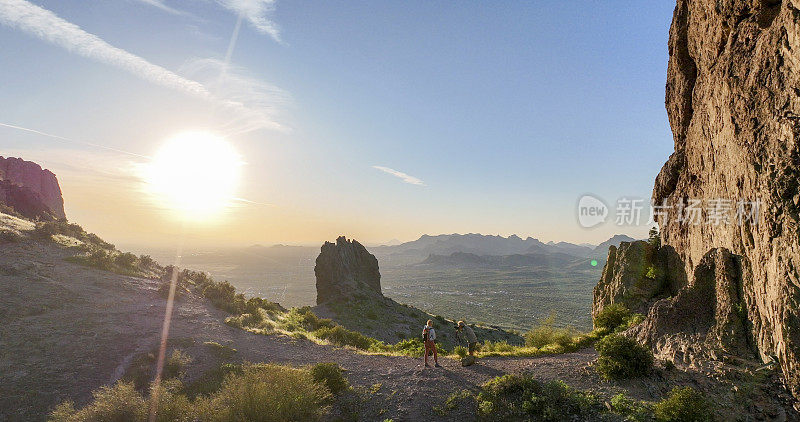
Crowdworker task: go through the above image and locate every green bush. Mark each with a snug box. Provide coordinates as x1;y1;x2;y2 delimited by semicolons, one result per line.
392;338;425;357
54;364;330;421
594;304;633;332
283;307;336;332
310;362;349;394
595;334;653;380
610;393;652;421
653;387;713;422
454;346;468;358
49;382;147;421
313;325;377;350
204;364;330;421
481;340;515;353
525;314;576;348
475;375;609;420
163;350;192;380
183;363;243;398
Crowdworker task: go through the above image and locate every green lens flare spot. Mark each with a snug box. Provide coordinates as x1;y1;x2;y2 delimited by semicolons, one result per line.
590;259;598;267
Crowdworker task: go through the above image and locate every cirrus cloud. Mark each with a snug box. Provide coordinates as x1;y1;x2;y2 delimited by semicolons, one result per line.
372;166;426;186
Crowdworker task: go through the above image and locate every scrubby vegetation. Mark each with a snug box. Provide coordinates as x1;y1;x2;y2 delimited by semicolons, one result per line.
593;303;642;334
50;363;334;422
595;334;654;380
203;341;237;361
310;362;349;394
525;314;577;348
653;387;713;422
442;373;633;421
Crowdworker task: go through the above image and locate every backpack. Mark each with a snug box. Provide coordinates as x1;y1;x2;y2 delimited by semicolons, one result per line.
422;327;429;342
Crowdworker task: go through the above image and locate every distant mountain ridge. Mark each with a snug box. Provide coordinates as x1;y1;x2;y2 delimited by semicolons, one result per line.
371;233;636;266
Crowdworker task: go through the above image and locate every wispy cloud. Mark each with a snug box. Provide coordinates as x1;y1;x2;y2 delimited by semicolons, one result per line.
131;0;188;17
0;0;284;132
180;58;291;135
372;166;426;186
215;0;282;43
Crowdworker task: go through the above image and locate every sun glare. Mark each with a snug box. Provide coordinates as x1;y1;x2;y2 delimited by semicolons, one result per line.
146;131;242;221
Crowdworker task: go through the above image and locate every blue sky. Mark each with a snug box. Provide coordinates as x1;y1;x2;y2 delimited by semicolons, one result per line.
0;1;676;247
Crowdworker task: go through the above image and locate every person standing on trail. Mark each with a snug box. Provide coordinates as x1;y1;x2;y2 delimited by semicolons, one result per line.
423;320;441;368
456;321;478;356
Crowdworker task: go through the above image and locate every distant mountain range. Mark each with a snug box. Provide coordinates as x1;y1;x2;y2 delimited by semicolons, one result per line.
371;233;638;266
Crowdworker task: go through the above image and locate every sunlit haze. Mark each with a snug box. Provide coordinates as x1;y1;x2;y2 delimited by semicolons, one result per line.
0;1;676;248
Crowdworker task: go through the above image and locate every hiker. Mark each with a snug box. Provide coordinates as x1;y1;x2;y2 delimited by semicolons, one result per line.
423;320;441;368
456;321;478;356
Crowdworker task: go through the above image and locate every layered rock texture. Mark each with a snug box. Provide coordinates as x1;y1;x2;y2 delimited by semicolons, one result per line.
0;156;65;220
596;0;800;398
314;236;382;304
593;241;686;318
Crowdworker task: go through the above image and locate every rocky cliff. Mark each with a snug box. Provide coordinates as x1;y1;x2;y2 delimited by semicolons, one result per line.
314;236;382;304
0;156;65;220
596;0;800;398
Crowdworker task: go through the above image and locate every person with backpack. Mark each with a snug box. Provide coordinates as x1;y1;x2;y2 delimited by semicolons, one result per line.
456;321;478;357
422;320;441;368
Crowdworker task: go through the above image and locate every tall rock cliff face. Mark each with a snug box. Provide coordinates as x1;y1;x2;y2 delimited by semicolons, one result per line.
0;156;66;220
314;236;382;304
613;0;800;397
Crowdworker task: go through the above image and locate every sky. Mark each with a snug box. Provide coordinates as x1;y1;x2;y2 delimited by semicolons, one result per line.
0;0;677;249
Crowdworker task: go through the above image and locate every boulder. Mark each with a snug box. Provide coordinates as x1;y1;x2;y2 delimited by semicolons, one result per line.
0;156;65;219
314;236;382;304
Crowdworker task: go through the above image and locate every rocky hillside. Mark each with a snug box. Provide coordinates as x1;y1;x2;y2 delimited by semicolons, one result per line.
0;156;65;220
312;236;522;347
596;0;800;401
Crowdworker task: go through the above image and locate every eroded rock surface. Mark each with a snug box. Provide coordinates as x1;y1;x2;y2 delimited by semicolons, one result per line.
593;241;686;320
0;157;65;220
630;248;756;365
314;236;382;304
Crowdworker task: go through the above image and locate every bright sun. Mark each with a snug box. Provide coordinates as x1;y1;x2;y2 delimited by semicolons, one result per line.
146;131;242;221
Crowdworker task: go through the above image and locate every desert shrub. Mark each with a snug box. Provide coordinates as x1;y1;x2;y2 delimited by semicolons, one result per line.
283;307;336;332
204;341;237;361
201;280;246;314
525;314;576;348
595;334;653;380
610;393;652;421
149;379;196;422
475;375;609;421
454;346;468;358
49;382;147;421
114;252;138;270
203;364;330;421
139;254;155;268
310;362;349;394
481;340;515;353
392;338;425;357
653;387;713;422
163;350;192;380
313;325;377;350
122;352;157;390
183;363;243;398
594;304;633;333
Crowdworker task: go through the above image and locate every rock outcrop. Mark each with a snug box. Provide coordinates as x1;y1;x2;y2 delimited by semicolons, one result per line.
0;156;65;220
629;248;756;365
596;0;800;398
593;241;686;320
314;236;382;304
